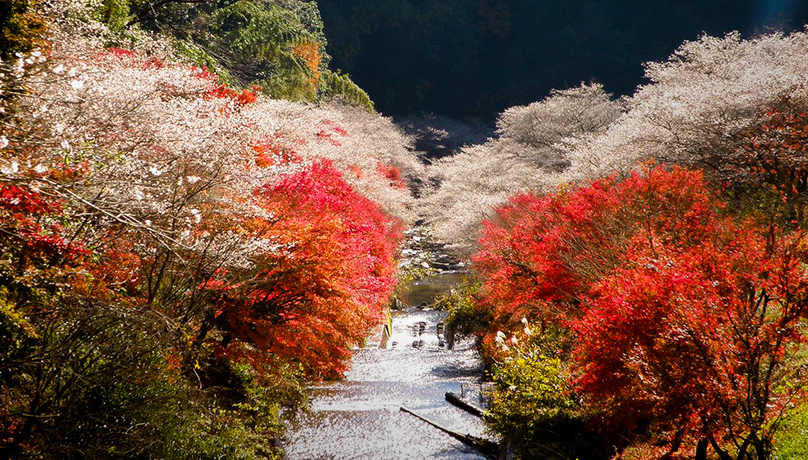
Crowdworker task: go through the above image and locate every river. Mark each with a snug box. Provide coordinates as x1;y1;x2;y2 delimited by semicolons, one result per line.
283;273;493;460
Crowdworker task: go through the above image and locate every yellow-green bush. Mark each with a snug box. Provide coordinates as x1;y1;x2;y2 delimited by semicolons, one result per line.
484;323;608;460
774;403;808;460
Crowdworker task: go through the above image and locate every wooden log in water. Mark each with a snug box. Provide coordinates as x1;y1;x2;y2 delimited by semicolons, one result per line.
399;406;499;457
445;391;484;417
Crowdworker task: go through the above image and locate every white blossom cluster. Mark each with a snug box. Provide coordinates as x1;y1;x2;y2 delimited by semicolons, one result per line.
7;41;276;257
562;30;808;183
422;84;623;253
424;29;808;253
2;29;420;271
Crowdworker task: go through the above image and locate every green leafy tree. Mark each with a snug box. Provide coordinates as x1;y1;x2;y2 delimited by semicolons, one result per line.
0;0;45;61
116;0;373;107
435;279;489;340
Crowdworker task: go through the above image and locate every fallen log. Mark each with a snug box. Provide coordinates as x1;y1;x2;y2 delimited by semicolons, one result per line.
399;406;499;457
445;391;485;417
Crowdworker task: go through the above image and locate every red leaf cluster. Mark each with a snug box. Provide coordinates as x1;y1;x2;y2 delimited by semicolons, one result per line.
376;163;405;189
475;166;808;458
207;85;258;106
203;161;401;379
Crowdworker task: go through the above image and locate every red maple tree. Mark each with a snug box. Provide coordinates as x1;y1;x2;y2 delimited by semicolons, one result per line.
199;161;401;379
475;166;808;459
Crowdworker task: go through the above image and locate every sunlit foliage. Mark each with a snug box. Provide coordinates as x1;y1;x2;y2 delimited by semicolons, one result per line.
422;83;622;254
0;8;415;455
0;0;46;61
485;322;597;460
475;166;808;460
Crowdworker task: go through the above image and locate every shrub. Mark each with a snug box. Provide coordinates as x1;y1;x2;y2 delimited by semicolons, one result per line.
485;322;606;460
0;0;46;61
773;403;808;460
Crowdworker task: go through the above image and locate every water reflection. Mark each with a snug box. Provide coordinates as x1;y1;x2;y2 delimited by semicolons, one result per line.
397;272;467;307
283;275;491;460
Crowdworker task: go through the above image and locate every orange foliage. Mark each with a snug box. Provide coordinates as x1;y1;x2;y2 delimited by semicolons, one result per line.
293;41;322;86
348;165;364;179
249;136;301;168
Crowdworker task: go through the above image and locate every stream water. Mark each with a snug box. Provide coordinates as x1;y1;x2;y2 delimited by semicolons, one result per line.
283;273;493;460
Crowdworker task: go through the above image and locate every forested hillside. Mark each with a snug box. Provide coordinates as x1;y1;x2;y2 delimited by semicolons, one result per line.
318;0;808;119
3;1;808;460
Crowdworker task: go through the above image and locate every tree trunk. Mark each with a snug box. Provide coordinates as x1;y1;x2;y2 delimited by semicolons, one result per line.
754;436;770;460
709;434;734;460
695;438;709;460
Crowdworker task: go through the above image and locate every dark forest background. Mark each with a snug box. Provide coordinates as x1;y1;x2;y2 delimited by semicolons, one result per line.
317;0;808;121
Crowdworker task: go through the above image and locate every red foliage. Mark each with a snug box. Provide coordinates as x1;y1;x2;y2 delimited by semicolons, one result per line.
0;184;62;215
319;119;348;136
475;166;808;458
75;237;142;301
0;184;87;268
737;98;808;210
376;163;405;189
0;173;146;309
206;161;401;379
44;162;89;183
191;66;219;83
315;120;348;146
101;47;135;58
142;57;163;70
474;166;721;349
315;130;341;146
575;217;808;458
207;85;258;106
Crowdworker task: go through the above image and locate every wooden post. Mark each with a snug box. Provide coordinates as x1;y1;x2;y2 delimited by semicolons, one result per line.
379;304;393;349
446;322;455;350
